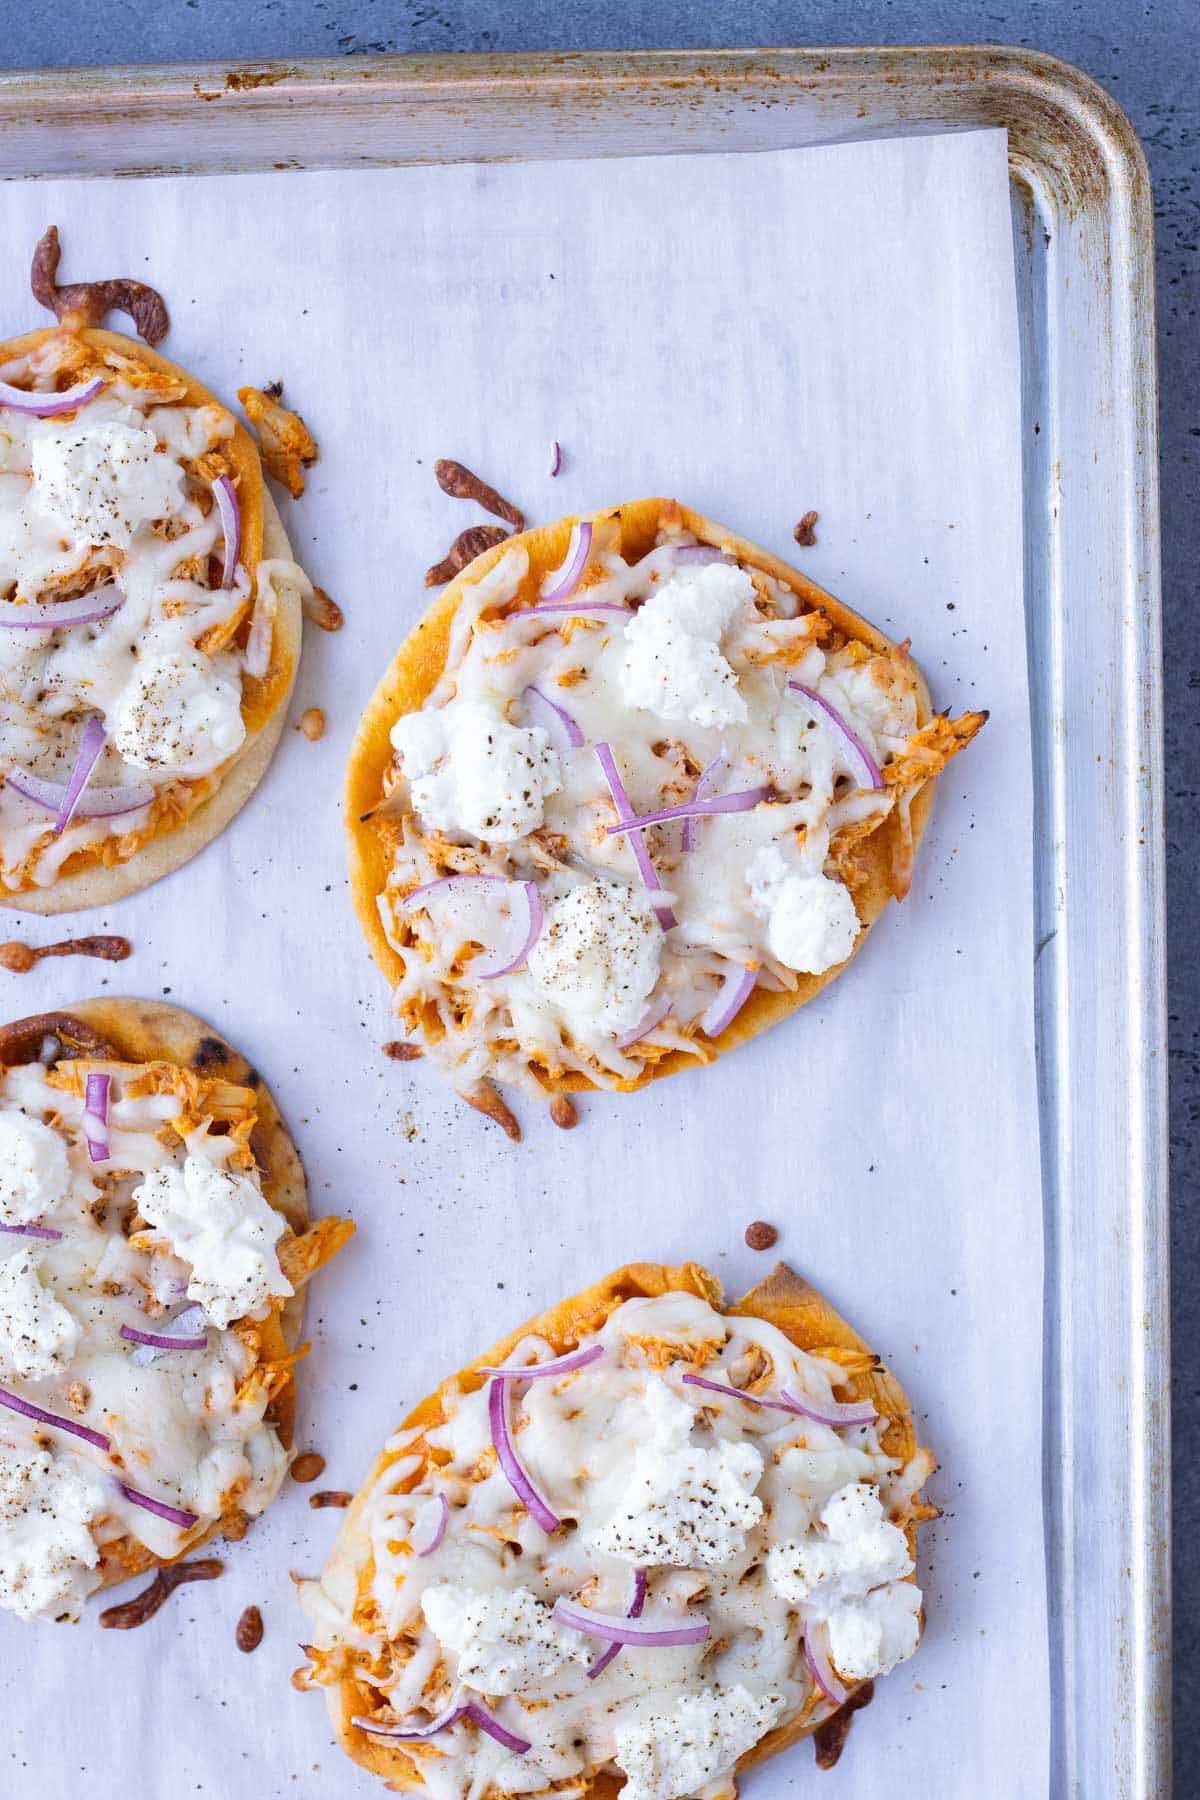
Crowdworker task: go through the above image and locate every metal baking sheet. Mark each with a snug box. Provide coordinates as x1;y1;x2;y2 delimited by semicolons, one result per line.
0;46;1165;1799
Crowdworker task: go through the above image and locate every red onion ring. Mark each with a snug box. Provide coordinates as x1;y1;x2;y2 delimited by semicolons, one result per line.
478;1343;604;1381
401;873;505;908
547;440;562;477
524;683;584;749
119;1482;199;1530
51;716;108;835
213;474;240;591
682;1372;799;1413
0;375;104;417
520;599;630;618
553;1596;709;1648
788;681;883;791
410;1492;449;1557
700;963;758;1040
463;1701;532;1754
605;785;770;838
5;765;155;822
0;584;123;631
487;1375;561;1533
671;544;728;566
472;881;544;980
539;520;592;601
804;1618;848;1706
616;995;671;1051
594;743;677;930
681;753;727;852
0;1384;110;1452
353;1699;469;1741
83;1070;110;1164
587;1567;647;1678
776;1386;878;1427
0;1222;63;1242
119;1323;207;1353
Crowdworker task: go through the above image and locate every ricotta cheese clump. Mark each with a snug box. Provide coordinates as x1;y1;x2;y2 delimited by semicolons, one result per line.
526;881;664;1039
589;1377;763;1567
0;1447;108;1622
614;1684;787;1800
619;562;753;728
112;649;247;777
0;1110;70;1224
391;699;561;844
0;1248;79;1380
747;844;860;975
421;1583;589;1694
133;1154;292;1329
30;417;186;549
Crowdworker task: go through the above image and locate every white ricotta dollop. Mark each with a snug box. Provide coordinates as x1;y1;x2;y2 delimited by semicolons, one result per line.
0;1247;79;1380
827;1578;922;1679
421;1583;589;1695
0;1446;107;1622
132;1154;292;1330
30;418;185;549
111;649;247;777
767;1481;913;1605
614;1683;786;1800
0;1110;70;1224
619;562;752;728
589;1377;763;1567
746;844;860;975
526;881;664;1039
390;699;561;844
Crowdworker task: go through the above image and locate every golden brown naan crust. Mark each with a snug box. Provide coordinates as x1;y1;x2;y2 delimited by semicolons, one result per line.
317;1259;931;1791
0;326;303;914
345;502;936;1091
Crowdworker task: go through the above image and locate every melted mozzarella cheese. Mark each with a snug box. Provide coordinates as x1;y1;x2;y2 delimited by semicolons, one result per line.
302;1290;930;1800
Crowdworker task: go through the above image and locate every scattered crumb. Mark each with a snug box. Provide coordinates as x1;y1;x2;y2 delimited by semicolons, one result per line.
745;1221;778;1251
793;511;819;547
299;707;325;741
290;1452;326;1484
236;1604;264;1652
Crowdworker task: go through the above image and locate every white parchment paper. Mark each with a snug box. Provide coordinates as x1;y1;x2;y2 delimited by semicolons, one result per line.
0;129;1043;1798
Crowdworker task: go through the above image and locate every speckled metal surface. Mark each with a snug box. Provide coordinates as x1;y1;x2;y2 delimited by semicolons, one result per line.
4;0;1196;1785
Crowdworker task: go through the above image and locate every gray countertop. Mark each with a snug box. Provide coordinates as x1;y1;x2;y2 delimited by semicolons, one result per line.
6;1;1196;1786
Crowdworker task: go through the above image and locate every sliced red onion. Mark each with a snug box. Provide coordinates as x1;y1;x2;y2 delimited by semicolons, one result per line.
547;440;562;477
353;1700;469;1741
5;765;155;822
553;1596;709;1648
478;1343;604;1381
213;474;241;591
681;753;728;852
119;1482;199;1530
472;881;543;980
587;1567;647;1678
524;683;584;749
617;995;671;1051
401;873;506;908
243;588;274;679
0;1384;110;1452
539;520;592;601
788;682;883;791
700;963;758;1039
463;1701;531;1754
0;584;123;631
410;1493;449;1557
520;599;630;618
127;1303;207;1367
0;1222;63;1242
120;1322;208;1353
605;785;770;838
0;374;104;417
594;743;677;930
805;1618;847;1706
671;544;728;566
83;1071;110;1164
682;1372;799;1413
777;1386;878;1428
487;1374;560;1533
52;716;108;835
